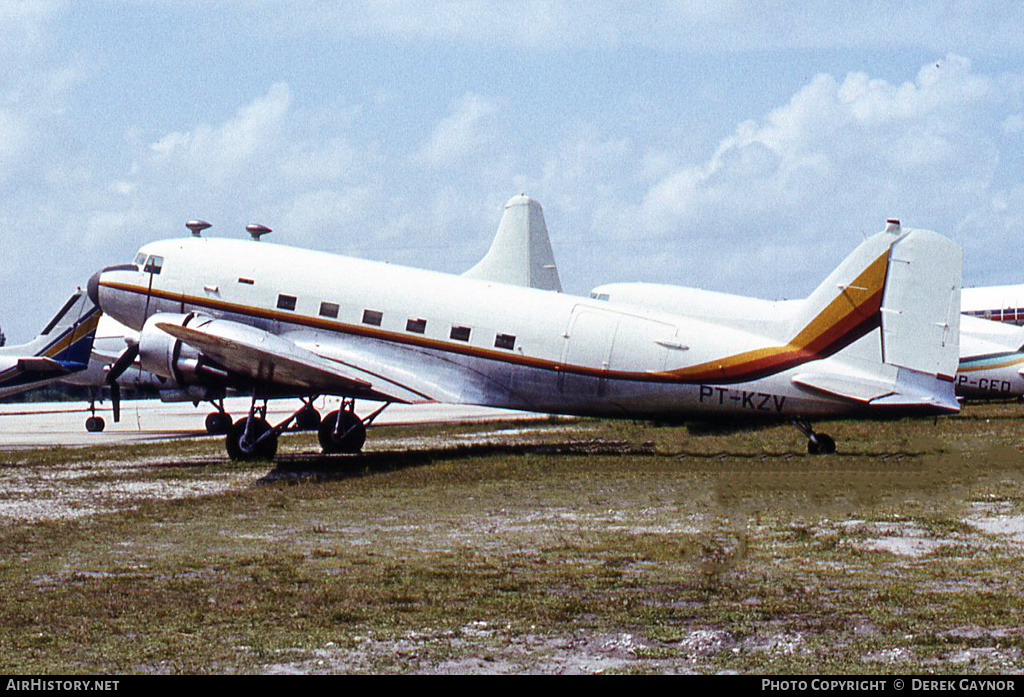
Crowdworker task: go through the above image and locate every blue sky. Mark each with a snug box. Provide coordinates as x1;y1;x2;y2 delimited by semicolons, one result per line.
2;1;1023;340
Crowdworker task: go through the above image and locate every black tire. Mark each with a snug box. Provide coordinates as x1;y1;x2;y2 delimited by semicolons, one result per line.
318;410;366;453
808;433;836;455
205;411;233;435
226;417;278;461
85;416;105;433
295;406;321;431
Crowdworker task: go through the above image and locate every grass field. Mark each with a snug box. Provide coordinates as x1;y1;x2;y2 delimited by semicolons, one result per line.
1;404;1023;674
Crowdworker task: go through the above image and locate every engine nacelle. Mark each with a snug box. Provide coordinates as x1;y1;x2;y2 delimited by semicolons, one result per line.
138;312;229;386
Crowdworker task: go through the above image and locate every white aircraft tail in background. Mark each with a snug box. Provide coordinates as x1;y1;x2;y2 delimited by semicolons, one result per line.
462;194;562;292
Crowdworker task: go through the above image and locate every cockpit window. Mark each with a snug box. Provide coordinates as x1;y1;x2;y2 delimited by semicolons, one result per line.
144;255;164;275
134;252;147;269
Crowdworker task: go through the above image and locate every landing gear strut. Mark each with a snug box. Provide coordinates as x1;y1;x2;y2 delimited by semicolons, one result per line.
85;391;105;432
792;417;836;455
225;398;277;461
224;397;389;460
317;399;389;454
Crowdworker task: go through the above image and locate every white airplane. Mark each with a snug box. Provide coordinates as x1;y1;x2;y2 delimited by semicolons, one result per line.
0;289;101;400
86;203;962;460
955;314;1024;400
962;285;1024;326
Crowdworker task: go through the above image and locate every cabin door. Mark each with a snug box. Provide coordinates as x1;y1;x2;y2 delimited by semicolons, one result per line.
559;307;616;397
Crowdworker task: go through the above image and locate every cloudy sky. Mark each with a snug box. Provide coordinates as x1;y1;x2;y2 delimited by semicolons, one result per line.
1;1;1023;341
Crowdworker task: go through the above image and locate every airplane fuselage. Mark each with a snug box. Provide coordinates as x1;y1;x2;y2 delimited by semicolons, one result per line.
91;236;916;422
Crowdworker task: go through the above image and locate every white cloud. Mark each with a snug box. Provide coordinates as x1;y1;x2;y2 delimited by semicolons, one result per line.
1003;114;1024;134
149;82;293;182
416;93;499;168
270;1;1024;52
638;55;1008;243
0;0;63;59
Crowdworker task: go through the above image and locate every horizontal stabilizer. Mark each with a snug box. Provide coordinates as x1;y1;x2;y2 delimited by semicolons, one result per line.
16;356;70;375
791;372;895;403
794;366;957;412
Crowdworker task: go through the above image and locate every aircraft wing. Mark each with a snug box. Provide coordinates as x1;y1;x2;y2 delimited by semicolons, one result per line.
155;319;437;403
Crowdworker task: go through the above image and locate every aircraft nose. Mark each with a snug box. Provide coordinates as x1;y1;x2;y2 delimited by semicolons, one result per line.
87;269;102;309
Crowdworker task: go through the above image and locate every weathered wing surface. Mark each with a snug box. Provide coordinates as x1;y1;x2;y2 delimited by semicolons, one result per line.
155;319;434;403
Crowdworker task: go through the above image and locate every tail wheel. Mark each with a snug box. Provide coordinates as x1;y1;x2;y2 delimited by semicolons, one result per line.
808;433;836;455
226;417;278;461
318;410;366;453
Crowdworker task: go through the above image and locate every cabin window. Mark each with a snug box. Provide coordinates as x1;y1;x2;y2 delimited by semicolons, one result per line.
450;326;471;342
144;255;164;275
362;309;383;326
238;277;255;285
277;294;297;311
495;333;516;350
319;302;339;319
406;318;426;334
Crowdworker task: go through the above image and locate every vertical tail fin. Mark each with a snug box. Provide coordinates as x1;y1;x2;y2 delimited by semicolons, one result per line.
789;222;961;412
462;194;562;292
0;289;101;368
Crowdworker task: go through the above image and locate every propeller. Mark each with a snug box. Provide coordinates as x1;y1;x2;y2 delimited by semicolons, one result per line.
105;341;139;423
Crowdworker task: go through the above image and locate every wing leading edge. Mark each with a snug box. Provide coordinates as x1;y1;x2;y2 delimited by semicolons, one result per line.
154;317;439;404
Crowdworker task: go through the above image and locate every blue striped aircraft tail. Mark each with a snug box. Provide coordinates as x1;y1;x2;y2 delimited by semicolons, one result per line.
0;289;101;398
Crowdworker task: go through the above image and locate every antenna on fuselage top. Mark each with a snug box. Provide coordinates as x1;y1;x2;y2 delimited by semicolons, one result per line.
186;220;211;237
246;223;272;241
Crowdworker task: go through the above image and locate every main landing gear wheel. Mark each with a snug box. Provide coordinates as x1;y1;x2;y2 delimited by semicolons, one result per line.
205;411;234;435
85;416;105;433
318;410;366;454
295;405;322;431
226;417;278;461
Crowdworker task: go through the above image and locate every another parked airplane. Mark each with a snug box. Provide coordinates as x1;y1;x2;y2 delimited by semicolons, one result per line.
58;313;246;433
962;285;1024;326
0;289;100;400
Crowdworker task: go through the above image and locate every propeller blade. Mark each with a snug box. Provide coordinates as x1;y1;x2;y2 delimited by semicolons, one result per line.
106;344;139;385
111;382;121;423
